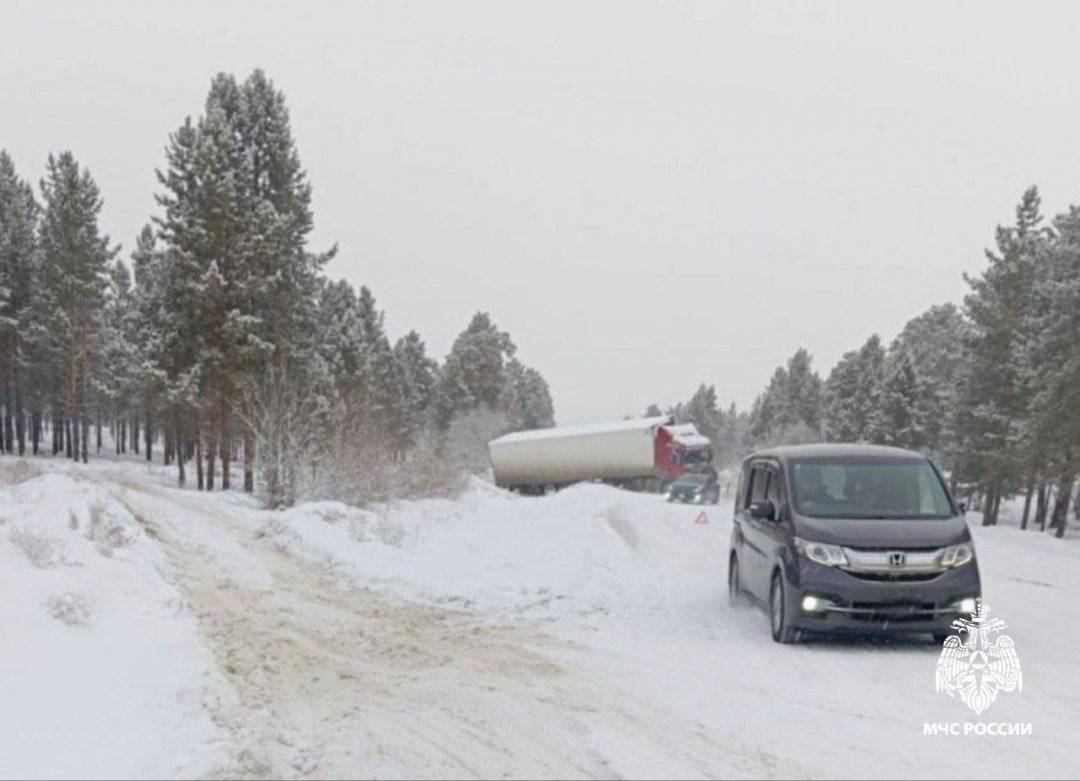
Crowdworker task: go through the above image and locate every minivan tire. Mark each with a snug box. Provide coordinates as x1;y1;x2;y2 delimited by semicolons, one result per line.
769;572;798;644
728;555;744;608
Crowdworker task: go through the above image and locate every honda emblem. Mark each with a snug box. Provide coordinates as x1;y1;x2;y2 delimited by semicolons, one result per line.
889;552;906;568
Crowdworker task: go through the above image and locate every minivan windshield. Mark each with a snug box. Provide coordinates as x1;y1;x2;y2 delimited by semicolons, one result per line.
790;457;954;520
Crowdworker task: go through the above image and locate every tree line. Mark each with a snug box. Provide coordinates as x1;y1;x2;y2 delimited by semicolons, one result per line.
649;187;1078;537
0;70;554;507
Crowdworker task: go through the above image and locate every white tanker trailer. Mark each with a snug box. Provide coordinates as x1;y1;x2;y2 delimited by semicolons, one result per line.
488;415;713;494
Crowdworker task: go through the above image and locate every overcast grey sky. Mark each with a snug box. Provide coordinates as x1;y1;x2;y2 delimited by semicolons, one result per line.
4;1;1080;424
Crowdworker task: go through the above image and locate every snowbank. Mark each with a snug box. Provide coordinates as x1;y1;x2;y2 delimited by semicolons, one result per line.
0;459;227;780
256;474;1080;779
259;478;679;627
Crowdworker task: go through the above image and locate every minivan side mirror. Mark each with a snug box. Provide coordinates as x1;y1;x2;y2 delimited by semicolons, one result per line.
958;501;968;514
749;499;776;522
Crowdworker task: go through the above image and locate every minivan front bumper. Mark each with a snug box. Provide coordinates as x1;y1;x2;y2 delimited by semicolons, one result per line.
787;558;981;635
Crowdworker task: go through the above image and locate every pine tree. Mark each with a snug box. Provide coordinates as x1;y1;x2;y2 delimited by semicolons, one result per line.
684;384;721;444
96;260;138;453
823;350;861;442
890;303;969;462
750;366;788;444
1023;205;1080;537
854;335;886;444
38;152;116;463
152;70;332;490
784;349;823;436
955;187;1050;524
395;330;439;441
501;359;555;430
153;115;210;485
878;351;919;450
0;151;38;455
750;349;822;445
435;312;516;430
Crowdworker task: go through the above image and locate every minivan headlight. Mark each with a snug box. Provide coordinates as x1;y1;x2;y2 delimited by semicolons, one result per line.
952;597;978;614
794;537;849;567
939;543;975;568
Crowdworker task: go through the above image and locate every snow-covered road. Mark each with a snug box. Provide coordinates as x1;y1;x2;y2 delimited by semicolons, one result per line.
2;457;1078;779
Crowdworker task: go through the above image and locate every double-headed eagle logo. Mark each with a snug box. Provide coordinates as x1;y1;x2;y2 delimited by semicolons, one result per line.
935;599;1022;715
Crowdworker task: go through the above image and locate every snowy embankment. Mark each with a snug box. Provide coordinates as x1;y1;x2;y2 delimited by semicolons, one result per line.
255;477;1080;780
0;460;229;780
2;454;1079;779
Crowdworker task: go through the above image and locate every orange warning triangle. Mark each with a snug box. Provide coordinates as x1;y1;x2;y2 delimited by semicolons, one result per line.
695;511;709;524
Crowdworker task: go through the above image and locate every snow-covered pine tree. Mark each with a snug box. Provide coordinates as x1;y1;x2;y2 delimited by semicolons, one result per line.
955;187;1049;524
435;312;516;430
153;113;212;486
95;260;138;454
38;152;117;463
518;365;555;429
889;303;969;465
683;384;721;444
356;285;410;457
308;279;410;497
749;366;788;444
784;349;823;439
1023;204;1080;537
434;351;474;432
720;402;751;466
394;330;439;441
749;349;822;445
231;70;333;492
501;359;555;431
128;227;173;465
153;70;332;491
823;350;861;442
853;335;886;444
878;350;919;450
0;151;38;456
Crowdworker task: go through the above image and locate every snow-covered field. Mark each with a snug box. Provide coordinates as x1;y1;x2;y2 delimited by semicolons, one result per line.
2;454;1078;779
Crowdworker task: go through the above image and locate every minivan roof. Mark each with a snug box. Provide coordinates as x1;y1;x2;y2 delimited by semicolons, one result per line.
745;443;926;463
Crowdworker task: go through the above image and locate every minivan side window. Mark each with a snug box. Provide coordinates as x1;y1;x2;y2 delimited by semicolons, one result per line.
749;465;769;504
765;468;782;506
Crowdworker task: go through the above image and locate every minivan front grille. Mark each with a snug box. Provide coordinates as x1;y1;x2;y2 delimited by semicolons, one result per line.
846;601;939;622
844;570;943;583
840;546;949;579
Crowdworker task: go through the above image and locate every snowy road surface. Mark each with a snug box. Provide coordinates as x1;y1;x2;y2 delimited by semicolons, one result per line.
1;456;1078;779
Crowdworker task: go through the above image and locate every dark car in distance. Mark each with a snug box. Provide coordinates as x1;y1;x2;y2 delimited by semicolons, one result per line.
727;444;980;644
666;472;720;504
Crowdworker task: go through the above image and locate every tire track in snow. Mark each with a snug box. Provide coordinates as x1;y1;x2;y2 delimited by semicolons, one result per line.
105;476;613;779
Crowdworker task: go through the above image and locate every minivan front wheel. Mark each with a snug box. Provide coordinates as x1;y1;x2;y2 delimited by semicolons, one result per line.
769;572;798;644
728;555;744;608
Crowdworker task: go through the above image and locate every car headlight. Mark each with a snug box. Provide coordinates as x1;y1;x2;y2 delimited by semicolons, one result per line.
801;595;837;613
939;543;974;568
794;537;848;567
952;597;978;614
